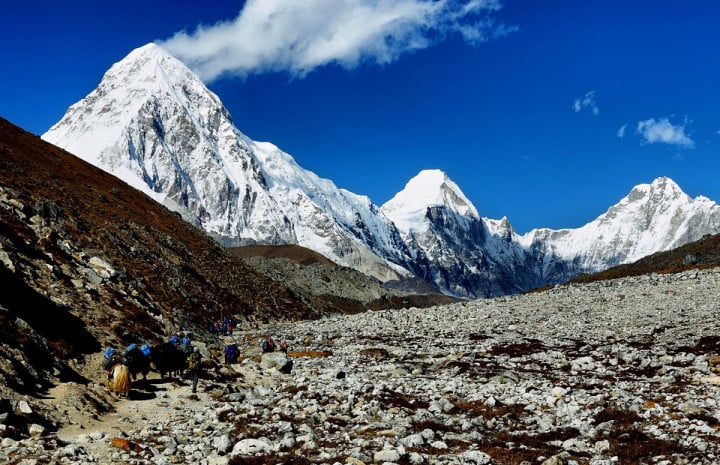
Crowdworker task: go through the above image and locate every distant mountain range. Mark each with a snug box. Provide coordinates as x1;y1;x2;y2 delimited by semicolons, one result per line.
43;43;720;298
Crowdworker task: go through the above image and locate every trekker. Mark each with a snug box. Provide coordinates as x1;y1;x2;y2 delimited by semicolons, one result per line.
279;340;289;353
225;342;240;364
102;347;119;380
261;338;276;353
187;347;202;394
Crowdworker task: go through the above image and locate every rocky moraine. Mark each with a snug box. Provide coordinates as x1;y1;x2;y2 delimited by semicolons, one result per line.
3;269;720;465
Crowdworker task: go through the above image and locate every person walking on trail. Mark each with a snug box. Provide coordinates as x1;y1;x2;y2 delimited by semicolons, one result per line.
225;342;240;364
187;347;202;394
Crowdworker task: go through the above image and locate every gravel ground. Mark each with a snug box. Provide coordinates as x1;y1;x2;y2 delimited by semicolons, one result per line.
2;269;720;465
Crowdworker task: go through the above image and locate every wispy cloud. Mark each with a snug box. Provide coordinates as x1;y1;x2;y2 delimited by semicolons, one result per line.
617;124;626;138
636;117;694;148
158;0;516;82
572;90;599;116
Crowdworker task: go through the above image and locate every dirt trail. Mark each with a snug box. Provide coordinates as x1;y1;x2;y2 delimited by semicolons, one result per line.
41;370;210;460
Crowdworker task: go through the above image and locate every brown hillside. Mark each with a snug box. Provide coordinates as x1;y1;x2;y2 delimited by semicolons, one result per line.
0;116;319;397
230;244;336;266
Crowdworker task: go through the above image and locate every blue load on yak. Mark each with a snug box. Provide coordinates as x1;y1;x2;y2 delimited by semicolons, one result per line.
141;344;151;356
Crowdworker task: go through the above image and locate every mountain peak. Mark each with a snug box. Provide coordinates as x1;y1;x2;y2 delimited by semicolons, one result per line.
382;169;479;219
102;42;197;90
626;176;685;204
41;43;417;285
42;42;225;189
132;41;165;54
117;42;168;62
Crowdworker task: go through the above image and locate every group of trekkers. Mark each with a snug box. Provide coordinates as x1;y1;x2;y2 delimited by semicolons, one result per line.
224;337;289;364
209;316;237;336
261;338;289;353
103;334;204;395
103;323;292;397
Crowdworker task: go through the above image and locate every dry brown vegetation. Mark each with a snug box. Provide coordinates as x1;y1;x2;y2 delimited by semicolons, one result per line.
0;117;318;417
229;244;337;266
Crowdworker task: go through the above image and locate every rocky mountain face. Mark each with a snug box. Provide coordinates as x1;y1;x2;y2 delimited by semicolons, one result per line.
382;171;720;297
42;43;419;284
228;244;456;312
382;170;540;298
520;176;720;285
43;43;720;299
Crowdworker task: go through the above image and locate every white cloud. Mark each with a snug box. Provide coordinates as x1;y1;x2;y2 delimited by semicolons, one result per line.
617;124;626;138
572;90;599;116
158;0;515;81
636;117;694;148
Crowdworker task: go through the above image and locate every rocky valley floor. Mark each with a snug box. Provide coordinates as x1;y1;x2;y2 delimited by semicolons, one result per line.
3;269;720;465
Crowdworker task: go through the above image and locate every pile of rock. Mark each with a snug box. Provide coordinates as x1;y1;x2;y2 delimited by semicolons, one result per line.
3;269;720;464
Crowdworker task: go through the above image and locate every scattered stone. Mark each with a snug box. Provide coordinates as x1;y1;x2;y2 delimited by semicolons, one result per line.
17;401;33;414
4;268;720;464
28;424;45;437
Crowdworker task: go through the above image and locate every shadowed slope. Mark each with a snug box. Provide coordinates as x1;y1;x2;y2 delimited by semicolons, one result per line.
230;244;336;266
0;116;317;397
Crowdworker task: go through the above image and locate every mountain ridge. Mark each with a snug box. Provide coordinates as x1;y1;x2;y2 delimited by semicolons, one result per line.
42;43;720;298
43;43;420;285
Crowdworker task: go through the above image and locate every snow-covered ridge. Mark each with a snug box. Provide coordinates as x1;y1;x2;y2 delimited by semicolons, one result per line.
518;177;720;272
42;43;720;298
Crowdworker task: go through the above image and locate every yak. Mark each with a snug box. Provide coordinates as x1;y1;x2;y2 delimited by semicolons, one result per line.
149;342;188;379
123;346;151;381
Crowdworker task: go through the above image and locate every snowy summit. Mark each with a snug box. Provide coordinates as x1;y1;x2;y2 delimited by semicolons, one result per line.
382;169;479;233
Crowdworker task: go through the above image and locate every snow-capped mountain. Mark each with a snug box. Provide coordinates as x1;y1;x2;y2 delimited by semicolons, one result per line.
382;170;534;297
42;43;720;299
519;177;720;284
384;172;720;297
42;43;416;282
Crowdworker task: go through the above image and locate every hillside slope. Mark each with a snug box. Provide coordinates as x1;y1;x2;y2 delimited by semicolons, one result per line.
0;116;454;415
230;245;456;312
0;117;320;399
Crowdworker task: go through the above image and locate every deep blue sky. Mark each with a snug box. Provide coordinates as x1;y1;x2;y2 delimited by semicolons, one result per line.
2;1;719;233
